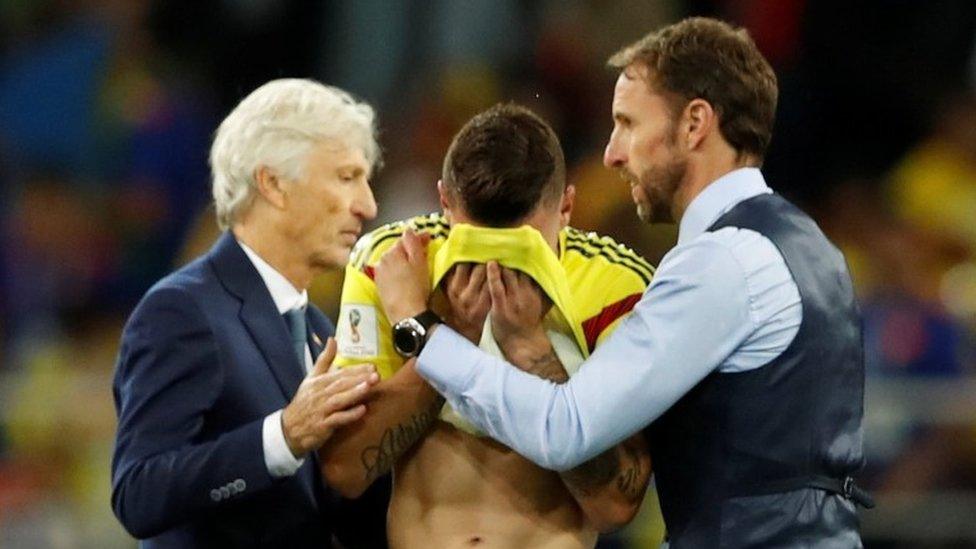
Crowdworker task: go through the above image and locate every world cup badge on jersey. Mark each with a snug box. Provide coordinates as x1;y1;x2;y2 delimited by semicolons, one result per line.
337;304;378;357
348;308;362;343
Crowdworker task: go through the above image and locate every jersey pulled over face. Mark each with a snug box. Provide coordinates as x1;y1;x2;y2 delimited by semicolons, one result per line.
336;213;651;380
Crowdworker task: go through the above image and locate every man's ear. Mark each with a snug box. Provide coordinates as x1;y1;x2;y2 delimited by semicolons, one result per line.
559;185;576;228
437;179;454;222
254;166;287;210
682;98;715;152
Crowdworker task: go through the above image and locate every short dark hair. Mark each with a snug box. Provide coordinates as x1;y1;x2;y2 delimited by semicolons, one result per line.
609;17;778;161
442;103;566;226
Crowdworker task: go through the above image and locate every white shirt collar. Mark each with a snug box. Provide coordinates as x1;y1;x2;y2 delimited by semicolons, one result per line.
677;167;772;245
238;240;308;314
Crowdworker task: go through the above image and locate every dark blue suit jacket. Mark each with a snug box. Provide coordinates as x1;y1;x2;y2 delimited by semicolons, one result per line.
111;232;387;548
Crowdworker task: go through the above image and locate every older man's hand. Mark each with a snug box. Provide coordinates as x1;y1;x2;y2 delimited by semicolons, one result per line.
282;338;379;457
375;229;432;323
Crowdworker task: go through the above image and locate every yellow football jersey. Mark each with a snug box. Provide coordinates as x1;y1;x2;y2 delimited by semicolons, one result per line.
335;212;652;380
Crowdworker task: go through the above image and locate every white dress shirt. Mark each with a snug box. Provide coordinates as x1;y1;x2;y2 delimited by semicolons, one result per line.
415;168;802;470
239;241;311;478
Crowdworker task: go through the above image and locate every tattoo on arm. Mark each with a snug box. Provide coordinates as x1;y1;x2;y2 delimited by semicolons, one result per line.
502;340;569;384
359;399;443;483
613;442;648;502
562;439;647;504
522;349;569;383
562;448;620;498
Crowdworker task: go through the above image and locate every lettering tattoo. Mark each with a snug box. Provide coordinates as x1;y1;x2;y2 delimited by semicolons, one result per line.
359;401;441;483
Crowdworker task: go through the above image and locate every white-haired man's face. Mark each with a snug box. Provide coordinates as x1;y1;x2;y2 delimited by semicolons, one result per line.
279;139;377;270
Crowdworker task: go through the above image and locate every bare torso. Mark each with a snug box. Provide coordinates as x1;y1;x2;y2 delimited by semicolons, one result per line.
388;422;597;549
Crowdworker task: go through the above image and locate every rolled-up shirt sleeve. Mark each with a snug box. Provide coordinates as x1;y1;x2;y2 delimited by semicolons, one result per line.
417;236;757;470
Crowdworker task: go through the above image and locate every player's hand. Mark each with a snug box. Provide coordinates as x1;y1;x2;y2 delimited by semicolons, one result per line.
486;261;553;353
281;338;380;457
432;263;490;344
375;229;432;323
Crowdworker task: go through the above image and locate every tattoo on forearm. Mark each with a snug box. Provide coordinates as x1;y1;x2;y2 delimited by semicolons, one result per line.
562;449;621;498
563;440;647;503
505;345;568;384
614;442;647;503
359;402;441;483
526;350;569;383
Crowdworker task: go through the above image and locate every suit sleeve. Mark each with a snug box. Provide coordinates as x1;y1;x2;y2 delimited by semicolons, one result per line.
111;285;276;539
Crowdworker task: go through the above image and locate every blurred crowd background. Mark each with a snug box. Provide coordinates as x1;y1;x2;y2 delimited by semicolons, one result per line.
1;0;976;547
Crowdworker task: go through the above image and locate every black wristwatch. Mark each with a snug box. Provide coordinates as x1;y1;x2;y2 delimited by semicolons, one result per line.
392;310;442;358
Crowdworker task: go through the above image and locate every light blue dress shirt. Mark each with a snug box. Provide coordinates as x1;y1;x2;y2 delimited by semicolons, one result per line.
416;168;802;470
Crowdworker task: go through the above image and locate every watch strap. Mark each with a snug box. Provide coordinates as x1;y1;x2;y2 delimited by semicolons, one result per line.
414;310;442;332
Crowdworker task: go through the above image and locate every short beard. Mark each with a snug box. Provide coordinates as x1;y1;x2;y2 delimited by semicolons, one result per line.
636;152;686;224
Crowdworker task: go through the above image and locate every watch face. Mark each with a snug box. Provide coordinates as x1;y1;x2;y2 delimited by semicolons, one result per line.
394;324;421;356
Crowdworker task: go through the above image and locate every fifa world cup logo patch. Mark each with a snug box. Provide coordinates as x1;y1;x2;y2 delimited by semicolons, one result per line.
337;304;378;357
349;308;362;343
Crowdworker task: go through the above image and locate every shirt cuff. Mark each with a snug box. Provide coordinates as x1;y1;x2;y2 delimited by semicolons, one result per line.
262;409;305;478
417;326;478;394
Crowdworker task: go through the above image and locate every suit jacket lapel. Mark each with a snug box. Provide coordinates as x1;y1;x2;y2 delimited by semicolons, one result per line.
208;232;306;400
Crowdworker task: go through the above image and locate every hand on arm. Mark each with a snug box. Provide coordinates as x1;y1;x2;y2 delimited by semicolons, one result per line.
318;359;443;498
281;338;380;457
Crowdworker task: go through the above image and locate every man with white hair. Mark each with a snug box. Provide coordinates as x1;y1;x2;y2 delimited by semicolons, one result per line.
111;78;384;548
